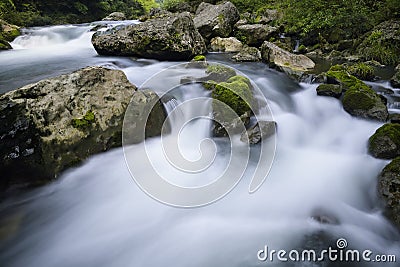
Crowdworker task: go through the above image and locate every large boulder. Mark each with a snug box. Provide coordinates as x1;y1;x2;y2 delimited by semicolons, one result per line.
92;12;206;61
0;67;167;190
326;69;388;121
232;46;261;62
235;24;278;47
378;157;400;228
261;41;315;79
102;12;126;21
193;2;239;41
210;37;243;52
369;124;400;159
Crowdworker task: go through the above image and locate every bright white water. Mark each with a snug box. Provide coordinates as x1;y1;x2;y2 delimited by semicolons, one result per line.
0;24;399;267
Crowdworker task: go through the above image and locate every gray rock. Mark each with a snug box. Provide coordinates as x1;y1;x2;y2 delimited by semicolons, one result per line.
261;41;315;79
0;67;166;190
390;113;400;123
232;46;261;62
102;12;126;21
378;157;400;228
316;84;343;98
193;2;239;41
210;37;243;52
92;12;206;61
368;123;400;159
391;68;400;88
235;24;278;46
240;121;276;145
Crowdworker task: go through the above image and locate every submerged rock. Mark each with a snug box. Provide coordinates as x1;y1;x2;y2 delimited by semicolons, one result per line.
260;41;315;80
369;123;400;159
235;24;278;47
193;2;239;41
102;12;126;21
0;67;166;190
378;157;400;228
210;37;243;52
92;12;206;61
232;46;261;62
240;121;276;145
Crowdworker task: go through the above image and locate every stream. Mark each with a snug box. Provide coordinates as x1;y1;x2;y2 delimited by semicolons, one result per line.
0;22;399;267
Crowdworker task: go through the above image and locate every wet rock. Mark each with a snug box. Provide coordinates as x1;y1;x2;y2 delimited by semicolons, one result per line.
92;12;206;61
0;19;20;42
232;46;261;62
378;157;400;228
316;84;343;98
390;113;400;123
261;41;315;79
240;121;276;145
210;37;243;52
391;67;400;88
369;123;400;159
0;66;166;190
235;24;278;47
327;68;388;121
102;12;126;21
193;2;239;41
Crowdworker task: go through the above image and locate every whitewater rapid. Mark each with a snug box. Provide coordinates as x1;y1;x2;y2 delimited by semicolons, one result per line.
0;23;399;267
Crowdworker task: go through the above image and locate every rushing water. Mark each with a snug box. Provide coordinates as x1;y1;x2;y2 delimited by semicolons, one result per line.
0;23;400;267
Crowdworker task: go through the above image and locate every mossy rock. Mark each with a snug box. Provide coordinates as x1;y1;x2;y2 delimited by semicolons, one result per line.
0;38;11;50
193;55;206;61
369;123;400;159
378;157;400;228
212;80;253;116
391;69;400;89
2;28;20;42
205;64;237;82
227;75;251;87
316;84;342;98
346;63;375;81
327;68;388;121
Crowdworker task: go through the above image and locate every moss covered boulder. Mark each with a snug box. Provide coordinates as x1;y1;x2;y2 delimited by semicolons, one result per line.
316;84;343;98
369;124;400;159
210;37;243;52
92;12;206;61
378;157;400;228
0;67;167;190
327;69;388;121
235;24;278;47
232;46;261;62
204;64;237;83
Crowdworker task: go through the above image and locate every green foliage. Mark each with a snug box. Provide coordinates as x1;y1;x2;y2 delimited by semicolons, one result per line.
346;63;375;80
0;0;156;26
297;44;307;54
161;0;185;10
71;110;96;130
358;29;400;65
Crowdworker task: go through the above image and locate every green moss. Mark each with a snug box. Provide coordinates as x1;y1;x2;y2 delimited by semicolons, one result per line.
71;110;96;130
298;44;307;54
383;156;400;173
212;80;253;116
206;64;236;77
329;64;345;71
346;63;375;80
343;85;376;110
193;55;206;61
227;75;251;87
2;28;20;42
203;80;217;90
326;69;368;90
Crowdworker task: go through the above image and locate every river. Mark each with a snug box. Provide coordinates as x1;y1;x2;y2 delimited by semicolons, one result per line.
0;22;399;267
